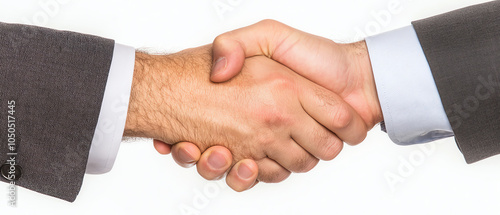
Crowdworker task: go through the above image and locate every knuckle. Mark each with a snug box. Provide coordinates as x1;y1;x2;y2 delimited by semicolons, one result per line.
266;111;291;128
348;131;367;145
308;129;339;160
252;76;297;129
257;105;293;129
293;156;319;173
258;19;282;27
259;170;290;183
213;34;230;45
255;130;277;148
271;75;296;90
320;137;343;161
330;103;352;130
272;171;290;183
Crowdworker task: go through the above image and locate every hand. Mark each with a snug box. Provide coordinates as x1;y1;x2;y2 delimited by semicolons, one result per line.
208;20;384;188
124;45;367;190
211;20;383;128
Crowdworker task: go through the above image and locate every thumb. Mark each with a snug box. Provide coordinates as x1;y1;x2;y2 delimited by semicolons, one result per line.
210;19;292;83
211;36;246;83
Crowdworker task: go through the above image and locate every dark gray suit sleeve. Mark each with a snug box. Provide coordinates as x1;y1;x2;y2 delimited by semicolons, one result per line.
0;22;114;201
412;1;500;163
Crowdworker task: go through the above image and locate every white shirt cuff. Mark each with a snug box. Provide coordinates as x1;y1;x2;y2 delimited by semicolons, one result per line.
85;43;135;174
365;25;454;145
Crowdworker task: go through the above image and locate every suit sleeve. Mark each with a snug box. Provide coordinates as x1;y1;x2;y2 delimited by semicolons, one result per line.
0;22;114;202
412;1;500;163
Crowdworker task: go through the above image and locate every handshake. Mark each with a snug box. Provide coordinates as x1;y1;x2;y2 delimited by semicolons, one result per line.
124;20;383;191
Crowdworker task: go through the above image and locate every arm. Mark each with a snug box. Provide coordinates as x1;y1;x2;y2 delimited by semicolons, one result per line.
209;1;500;165
0;22;114;202
412;0;500;163
0;22;208;201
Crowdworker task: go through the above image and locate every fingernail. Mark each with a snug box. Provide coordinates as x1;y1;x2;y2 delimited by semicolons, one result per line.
178;148;196;164
237;163;254;180
207;151;227;170
211;57;227;79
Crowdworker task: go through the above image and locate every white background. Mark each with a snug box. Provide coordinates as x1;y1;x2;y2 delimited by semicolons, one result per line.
1;0;498;214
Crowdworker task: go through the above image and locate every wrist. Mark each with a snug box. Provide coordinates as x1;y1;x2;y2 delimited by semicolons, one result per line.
123;47;214;145
124;52;173;139
347;41;384;127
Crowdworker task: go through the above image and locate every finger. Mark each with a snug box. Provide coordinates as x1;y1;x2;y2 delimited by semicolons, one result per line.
211;38;245;83
211;19;337;83
255;158;291;183
289;112;344;161
171;142;201;168
299;84;368;145
196;146;233;180
153;139;172;155
211;19;294;82
225;159;259;192
264;139;319;173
